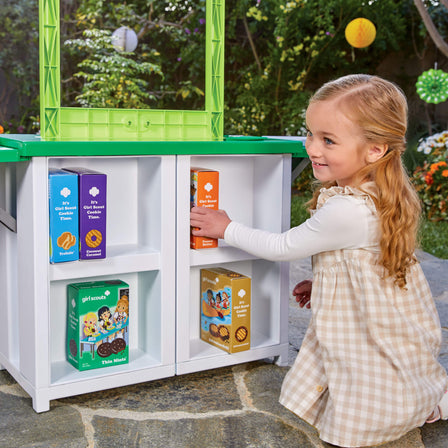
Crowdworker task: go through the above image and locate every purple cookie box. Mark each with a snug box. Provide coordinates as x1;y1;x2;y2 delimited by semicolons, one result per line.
65;167;107;259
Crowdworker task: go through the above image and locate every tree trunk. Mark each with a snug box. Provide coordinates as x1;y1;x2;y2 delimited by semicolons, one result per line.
413;0;448;59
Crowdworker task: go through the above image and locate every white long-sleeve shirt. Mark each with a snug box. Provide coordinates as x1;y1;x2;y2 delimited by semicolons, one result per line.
224;191;380;262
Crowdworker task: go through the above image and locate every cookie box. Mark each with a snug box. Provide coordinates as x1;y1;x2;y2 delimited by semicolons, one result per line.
67;280;129;371
190;167;219;249
64;167;107;260
48;168;79;263
200;268;251;353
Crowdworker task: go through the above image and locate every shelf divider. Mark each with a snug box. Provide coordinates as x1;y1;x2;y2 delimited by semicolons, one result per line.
49;247;160;281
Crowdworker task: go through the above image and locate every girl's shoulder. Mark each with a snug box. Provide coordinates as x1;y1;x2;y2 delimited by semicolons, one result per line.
316;182;377;214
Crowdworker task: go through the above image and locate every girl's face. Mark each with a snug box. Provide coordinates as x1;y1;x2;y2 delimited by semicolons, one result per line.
85;317;96;327
305;98;371;187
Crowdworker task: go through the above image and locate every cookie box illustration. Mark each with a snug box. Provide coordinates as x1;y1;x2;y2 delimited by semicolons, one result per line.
48;168;79;263
200;268;251;353
64;167;107;259
67;280;129;371
190;167;219;249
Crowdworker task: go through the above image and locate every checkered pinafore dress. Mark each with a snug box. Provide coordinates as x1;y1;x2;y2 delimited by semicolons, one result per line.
279;187;448;448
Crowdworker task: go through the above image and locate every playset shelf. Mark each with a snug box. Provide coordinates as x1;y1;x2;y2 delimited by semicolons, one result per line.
0;135;305;412
176;153;292;374
0;0;308;413
0;148;178;411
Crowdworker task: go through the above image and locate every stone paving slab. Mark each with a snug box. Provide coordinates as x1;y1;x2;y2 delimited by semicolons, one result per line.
0;362;433;448
60;367;243;413
90;412;318;448
0;389;86;448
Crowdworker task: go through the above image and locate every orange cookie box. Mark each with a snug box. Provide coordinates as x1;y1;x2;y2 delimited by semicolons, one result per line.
190;168;219;249
200;268;251;353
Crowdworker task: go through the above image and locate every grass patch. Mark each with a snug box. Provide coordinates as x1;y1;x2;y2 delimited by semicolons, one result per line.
419;219;448;259
291;193;448;259
291;193;312;227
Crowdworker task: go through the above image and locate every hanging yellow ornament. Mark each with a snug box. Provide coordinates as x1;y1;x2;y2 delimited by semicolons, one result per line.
345;18;376;49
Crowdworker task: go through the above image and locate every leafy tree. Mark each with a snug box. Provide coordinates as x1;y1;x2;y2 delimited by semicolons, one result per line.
224;0;410;136
414;0;448;58
62;0;207;109
64;28;164;108
1;0;445;139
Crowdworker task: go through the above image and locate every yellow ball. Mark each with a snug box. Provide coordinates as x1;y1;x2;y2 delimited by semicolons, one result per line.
345;18;376;49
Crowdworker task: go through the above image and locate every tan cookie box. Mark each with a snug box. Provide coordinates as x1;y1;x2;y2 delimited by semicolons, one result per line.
200;268;251;353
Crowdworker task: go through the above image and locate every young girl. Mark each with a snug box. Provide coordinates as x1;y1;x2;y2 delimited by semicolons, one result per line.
190;74;448;447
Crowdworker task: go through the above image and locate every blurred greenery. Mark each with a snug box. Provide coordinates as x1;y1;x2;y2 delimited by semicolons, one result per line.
1;0;447;141
291;192;312;228
419;217;448;259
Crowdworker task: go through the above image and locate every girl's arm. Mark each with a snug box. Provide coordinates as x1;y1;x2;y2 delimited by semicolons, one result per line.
190;194;373;261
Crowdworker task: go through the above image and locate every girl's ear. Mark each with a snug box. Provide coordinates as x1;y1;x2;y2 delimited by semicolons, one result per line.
366;144;388;163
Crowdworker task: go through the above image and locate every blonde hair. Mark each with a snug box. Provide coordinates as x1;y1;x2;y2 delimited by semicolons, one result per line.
84;312;97;323
307;74;421;288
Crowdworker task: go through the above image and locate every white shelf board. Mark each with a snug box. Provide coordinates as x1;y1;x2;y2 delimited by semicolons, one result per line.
50;348;163;386
188;330;279;360
49;245;160;281
176;339;288;375
189;245;257;267
49;366;176;402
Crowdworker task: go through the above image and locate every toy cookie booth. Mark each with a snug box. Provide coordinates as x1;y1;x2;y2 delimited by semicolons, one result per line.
0;0;306;413
0;133;305;412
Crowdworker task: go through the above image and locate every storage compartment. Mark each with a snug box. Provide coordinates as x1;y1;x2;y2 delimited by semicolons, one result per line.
176;154;291;374
50;270;165;386
2;155;176;411
0;149;292;411
47;156;169;282
190;154;285;233
48;156;163;258
188;260;282;357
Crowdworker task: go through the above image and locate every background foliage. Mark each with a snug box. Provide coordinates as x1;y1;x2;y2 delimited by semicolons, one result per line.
61;0;207;110
224;0;410;136
0;0;39;133
1;0;447;140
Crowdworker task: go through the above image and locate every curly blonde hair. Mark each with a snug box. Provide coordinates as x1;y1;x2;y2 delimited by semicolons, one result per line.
307;74;421;288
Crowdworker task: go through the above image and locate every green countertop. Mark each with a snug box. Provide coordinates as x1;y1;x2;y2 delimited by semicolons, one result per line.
0;135;306;162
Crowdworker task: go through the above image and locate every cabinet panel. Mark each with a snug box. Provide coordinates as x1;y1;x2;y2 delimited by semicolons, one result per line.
50;270;166;385
1;155;176;411
176;155;290;374
1;152;290;411
48;156;163;251
0;163;18;369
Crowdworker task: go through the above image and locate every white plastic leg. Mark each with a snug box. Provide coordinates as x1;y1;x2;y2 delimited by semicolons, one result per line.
32;393;51;413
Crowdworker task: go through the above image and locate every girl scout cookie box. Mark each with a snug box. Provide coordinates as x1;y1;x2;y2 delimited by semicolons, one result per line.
200;268;251;353
48;169;79;263
64;167;107;260
67;280;129;371
190;167;219;249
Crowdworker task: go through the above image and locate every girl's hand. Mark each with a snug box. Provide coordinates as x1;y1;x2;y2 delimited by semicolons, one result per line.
293;279;312;309
190;206;231;239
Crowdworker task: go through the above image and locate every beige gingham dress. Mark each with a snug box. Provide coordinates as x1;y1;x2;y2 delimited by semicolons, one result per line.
279;187;448;447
